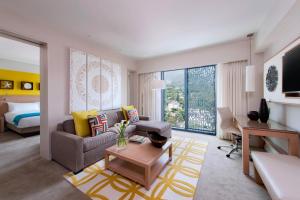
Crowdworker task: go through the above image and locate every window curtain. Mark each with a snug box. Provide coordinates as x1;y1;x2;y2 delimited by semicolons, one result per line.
216;60;247;140
138;72;161;121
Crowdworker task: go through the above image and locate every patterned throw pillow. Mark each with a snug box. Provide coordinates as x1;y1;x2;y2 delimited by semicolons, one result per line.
127;109;139;123
121;105;135;121
88;113;108;136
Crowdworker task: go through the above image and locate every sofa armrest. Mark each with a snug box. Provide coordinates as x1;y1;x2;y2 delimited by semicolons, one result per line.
139;115;150;121
51;131;84;173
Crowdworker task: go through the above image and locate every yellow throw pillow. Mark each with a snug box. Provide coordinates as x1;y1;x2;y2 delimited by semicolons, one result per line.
121;105;135;120
71;109;98;137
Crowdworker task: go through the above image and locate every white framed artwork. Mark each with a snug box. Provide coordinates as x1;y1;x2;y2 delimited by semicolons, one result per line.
100;59;113;110
87;54;101;110
112;63;122;109
70;49;87;112
70;49;122;112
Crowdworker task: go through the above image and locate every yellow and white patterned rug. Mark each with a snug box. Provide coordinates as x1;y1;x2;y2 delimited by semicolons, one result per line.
64;135;208;200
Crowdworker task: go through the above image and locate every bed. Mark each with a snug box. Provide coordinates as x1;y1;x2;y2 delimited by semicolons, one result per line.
0;96;40;134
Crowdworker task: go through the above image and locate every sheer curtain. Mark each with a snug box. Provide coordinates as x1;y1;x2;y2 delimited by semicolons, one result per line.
216;60;247;140
138;72;162;121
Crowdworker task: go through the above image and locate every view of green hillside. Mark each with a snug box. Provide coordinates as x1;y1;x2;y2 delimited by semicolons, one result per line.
163;70;185;128
163;66;216;134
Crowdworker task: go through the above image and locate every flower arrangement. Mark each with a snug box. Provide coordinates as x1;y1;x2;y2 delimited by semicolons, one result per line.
114;120;129;150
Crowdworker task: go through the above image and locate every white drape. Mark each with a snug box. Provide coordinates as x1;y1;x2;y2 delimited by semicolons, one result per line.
216;60;247;140
138;72;162;121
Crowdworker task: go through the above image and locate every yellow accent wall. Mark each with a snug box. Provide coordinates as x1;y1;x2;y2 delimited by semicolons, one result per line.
0;69;40;96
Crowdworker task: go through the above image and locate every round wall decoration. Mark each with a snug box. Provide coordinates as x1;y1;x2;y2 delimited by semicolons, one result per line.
266;65;278;92
24;83;32;89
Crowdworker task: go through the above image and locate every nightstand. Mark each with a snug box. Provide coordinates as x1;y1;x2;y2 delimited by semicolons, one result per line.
0;117;4;133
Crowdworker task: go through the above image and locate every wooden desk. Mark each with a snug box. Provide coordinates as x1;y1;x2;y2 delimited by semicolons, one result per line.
235;116;300;175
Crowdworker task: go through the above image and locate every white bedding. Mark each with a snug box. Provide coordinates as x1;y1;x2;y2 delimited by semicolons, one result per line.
4;111;40;128
7;102;40;112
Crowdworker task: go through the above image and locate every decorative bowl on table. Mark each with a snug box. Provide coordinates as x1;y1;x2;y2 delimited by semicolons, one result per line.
148;131;168;148
247;111;259;121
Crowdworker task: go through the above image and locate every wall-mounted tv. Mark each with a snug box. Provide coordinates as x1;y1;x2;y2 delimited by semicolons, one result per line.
282;44;300;93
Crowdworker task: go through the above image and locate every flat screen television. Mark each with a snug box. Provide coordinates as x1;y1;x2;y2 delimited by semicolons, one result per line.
282;44;300;93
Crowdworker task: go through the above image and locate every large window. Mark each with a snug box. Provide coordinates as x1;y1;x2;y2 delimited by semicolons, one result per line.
162;65;216;135
162;69;185;129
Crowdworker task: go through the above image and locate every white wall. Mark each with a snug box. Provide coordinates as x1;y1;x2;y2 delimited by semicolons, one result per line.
260;1;300;154
137;39;265;112
255;0;296;53
0;58;40;73
267;102;300;153
137;39;248;73
262;1;300;61
0;9;136;160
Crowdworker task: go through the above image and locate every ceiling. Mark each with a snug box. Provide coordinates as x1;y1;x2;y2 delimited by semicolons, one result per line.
0;36;40;66
0;0;295;59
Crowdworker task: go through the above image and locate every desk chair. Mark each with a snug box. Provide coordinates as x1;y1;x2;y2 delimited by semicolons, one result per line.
217;107;242;158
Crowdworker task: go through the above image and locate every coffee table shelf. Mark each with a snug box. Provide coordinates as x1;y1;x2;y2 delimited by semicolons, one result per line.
105;140;172;190
109;158;145;184
149;154;170;184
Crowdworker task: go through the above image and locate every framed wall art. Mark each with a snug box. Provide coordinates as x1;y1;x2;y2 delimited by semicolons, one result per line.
21;81;34;90
0;80;14;89
69;48;122;113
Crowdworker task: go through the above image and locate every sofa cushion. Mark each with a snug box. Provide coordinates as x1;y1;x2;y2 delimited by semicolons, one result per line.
108;124;137;137
133;120;171;134
127;109;139;123
62;119;76;134
121;105;135;120
252;151;300;200
88;114;108;136
117;110;125;122
71;109;98;137
83;132;117;152
101;110;119;128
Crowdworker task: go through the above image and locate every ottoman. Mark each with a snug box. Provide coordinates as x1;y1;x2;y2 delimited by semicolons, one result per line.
133;120;172;138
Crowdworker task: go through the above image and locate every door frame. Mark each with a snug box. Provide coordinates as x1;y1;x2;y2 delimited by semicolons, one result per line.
0;29;50;158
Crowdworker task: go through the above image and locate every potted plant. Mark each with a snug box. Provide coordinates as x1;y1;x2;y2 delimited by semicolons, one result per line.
114;120;129;150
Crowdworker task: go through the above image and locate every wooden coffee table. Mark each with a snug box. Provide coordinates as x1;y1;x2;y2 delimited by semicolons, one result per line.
104;139;172;190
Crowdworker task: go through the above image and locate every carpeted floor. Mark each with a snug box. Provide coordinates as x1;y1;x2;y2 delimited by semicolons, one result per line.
0;131;270;200
188;131;270;200
0;132;90;200
64;135;208;199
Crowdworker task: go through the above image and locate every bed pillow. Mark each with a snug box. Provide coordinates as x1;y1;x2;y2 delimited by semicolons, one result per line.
127;109;139;123
71;109;98;137
7;102;40;113
121;105;135;121
88;114;108;136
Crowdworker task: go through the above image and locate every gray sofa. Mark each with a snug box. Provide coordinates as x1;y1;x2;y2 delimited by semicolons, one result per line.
51;109;171;173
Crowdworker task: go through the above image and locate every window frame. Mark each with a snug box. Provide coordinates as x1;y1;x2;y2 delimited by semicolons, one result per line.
161;65;217;135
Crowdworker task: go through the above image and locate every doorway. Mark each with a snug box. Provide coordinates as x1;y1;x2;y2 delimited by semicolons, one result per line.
162;65;216;135
0;32;46;170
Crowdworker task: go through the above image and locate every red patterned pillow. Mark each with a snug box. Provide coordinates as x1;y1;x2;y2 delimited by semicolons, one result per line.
88;114;108;136
127;109;139;123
